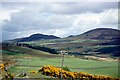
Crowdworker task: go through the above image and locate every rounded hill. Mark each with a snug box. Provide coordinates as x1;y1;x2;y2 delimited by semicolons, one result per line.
79;28;120;40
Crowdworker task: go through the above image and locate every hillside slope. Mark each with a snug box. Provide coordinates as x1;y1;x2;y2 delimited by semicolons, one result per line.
6;34;60;42
77;28;120;40
2;44;60;58
2;28;120;57
41;28;120;56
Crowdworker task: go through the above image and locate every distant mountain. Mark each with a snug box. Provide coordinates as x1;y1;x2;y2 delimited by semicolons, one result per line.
80;28;120;40
67;28;120;40
46;28;120;56
4;28;120;43
8;34;60;42
2;28;120;57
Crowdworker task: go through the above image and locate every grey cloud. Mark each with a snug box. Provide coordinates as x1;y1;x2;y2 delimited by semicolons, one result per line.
2;30;17;40
2;2;118;14
2;10;72;33
47;2;118;14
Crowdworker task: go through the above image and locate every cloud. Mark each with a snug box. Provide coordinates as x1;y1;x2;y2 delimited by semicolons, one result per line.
1;0;120;2
1;2;118;41
100;9;118;25
47;2;118;14
2;11;73;31
0;9;20;22
1;2;118;14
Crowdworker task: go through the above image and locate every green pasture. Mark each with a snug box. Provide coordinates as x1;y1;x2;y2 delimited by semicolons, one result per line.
23;39;99;46
8;57;119;78
2;46;119;78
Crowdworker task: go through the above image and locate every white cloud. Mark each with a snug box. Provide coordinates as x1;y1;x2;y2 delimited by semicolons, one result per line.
55;9;118;37
0;9;19;22
100;9;118;25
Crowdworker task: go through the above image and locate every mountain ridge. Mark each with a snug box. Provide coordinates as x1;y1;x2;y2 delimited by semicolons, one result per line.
7;33;60;42
3;28;120;42
67;28;120;40
2;28;120;57
79;28;120;40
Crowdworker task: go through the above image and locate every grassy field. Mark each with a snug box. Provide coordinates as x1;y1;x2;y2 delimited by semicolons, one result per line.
8;56;119;78
2;46;119;78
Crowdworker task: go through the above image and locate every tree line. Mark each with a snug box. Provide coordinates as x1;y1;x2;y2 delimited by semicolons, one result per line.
16;43;58;54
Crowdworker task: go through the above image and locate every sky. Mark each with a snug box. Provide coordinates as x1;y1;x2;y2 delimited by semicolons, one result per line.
0;1;119;41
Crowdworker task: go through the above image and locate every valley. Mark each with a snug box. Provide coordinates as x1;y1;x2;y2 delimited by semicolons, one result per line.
1;46;119;78
1;28;120;79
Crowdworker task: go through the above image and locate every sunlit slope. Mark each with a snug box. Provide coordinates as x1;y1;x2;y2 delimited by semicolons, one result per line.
2;45;60;58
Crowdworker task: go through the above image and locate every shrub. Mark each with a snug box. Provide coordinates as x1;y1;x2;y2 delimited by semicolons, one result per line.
38;65;120;80
63;66;71;71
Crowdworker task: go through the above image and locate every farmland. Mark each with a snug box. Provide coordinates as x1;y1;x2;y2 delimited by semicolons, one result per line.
7;53;119;78
1;35;120;79
1;39;119;79
23;38;120;57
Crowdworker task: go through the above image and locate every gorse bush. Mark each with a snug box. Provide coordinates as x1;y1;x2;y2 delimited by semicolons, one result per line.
38;65;120;80
0;63;14;80
63;66;71;71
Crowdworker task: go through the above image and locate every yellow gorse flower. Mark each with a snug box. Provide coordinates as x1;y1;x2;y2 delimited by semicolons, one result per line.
0;63;5;70
38;65;120;80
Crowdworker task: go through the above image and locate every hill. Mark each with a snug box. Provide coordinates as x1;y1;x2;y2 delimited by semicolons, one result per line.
69;28;120;40
6;34;60;42
2;28;120;57
2;44;60;58
30;28;119;57
1;28;120;79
